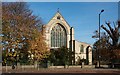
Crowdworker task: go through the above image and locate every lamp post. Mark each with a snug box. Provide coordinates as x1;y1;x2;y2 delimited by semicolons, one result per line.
98;9;104;68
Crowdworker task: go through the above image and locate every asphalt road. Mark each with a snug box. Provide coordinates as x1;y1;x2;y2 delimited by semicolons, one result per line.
1;73;120;75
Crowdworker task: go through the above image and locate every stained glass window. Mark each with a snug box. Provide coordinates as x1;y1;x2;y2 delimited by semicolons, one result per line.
51;23;67;48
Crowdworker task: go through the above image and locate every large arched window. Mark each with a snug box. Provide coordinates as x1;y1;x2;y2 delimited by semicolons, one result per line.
51;23;67;48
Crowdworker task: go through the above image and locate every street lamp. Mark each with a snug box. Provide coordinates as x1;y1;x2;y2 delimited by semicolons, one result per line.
98;9;104;68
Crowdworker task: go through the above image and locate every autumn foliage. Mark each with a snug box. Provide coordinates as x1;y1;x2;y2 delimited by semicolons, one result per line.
2;2;49;64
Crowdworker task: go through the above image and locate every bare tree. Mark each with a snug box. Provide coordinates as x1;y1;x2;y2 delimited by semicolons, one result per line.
101;21;120;47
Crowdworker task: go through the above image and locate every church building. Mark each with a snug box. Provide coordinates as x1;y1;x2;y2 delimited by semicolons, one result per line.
45;11;92;65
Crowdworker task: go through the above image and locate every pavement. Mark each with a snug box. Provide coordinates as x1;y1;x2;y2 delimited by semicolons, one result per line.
1;68;120;75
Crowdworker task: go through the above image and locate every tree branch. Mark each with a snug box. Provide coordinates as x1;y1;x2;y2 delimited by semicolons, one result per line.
101;25;114;40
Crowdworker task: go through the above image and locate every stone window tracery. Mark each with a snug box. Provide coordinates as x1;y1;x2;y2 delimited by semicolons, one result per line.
51;23;67;48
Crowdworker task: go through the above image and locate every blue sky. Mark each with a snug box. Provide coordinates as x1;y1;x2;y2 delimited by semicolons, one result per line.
27;2;118;45
2;0;120;2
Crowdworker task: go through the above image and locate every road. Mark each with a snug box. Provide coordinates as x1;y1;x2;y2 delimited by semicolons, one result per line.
1;73;120;75
2;68;120;75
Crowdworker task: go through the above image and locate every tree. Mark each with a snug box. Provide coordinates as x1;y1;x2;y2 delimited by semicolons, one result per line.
101;21;120;64
29;28;50;62
2;2;49;65
92;37;111;64
92;21;120;64
49;46;69;66
101;21;120;47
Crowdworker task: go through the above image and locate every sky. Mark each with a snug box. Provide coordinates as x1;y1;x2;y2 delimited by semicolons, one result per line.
1;1;118;45
2;0;120;2
26;2;118;45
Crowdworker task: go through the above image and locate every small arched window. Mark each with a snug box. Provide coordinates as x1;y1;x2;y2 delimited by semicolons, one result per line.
118;28;120;44
57;16;60;20
80;45;84;52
